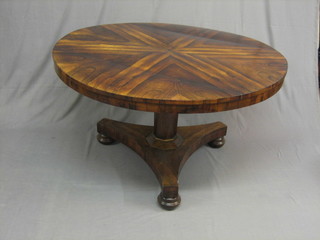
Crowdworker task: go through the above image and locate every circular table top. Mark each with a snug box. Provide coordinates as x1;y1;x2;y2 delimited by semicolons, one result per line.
52;23;287;113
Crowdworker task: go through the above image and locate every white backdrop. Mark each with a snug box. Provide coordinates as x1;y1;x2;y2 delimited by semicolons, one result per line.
1;0;320;239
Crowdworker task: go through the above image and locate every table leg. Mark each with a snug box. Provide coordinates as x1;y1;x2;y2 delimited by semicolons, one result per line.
152;113;181;210
97;113;227;210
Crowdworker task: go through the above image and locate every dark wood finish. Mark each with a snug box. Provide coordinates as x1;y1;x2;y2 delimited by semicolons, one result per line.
97;115;227;210
53;23;287;210
53;23;287;113
154;113;178;139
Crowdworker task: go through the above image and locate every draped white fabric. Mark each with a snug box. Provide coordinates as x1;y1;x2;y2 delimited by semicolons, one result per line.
1;0;320;239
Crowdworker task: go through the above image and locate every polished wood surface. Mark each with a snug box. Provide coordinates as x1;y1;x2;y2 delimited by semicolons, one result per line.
53;23;287;113
53;23;287;210
97;117;227;210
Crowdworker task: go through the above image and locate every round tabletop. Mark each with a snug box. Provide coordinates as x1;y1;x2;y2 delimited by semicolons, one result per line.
52;23;287;113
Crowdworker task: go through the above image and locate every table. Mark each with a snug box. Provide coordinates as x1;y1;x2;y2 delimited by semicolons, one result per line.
52;23;287;210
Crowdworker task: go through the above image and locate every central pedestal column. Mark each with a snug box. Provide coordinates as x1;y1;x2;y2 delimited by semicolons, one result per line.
154;113;178;140
153;113;181;209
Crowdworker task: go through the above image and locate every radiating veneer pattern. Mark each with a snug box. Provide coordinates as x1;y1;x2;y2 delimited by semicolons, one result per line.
53;23;287;210
53;23;287;113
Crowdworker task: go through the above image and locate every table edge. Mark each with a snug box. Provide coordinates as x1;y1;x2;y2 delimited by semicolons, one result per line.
54;61;286;113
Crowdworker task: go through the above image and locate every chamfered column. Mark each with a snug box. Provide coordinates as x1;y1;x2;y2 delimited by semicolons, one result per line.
154;113;178;139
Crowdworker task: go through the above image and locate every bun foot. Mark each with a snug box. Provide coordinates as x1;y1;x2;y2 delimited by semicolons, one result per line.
157;192;181;210
208;137;225;148
97;133;115;145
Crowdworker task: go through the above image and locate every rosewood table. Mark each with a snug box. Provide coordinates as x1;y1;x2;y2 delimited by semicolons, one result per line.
52;23;287;210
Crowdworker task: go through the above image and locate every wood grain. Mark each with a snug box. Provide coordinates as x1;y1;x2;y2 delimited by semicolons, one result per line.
52;23;287;113
97;117;227;209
